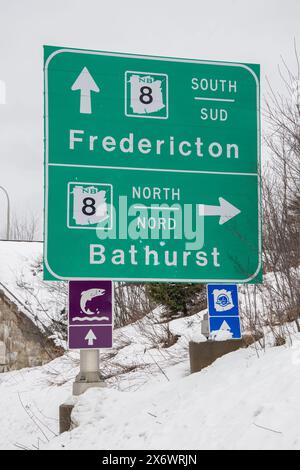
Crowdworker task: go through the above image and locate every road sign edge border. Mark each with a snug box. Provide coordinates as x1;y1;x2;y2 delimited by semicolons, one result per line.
44;48;260;84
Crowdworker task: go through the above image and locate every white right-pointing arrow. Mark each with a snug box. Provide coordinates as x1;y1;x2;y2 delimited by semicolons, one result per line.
85;329;97;346
71;67;100;114
198;197;241;225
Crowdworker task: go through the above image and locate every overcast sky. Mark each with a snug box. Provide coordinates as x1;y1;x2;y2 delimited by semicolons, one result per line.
0;0;299;239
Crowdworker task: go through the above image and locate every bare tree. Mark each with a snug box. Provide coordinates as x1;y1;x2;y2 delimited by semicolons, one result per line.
114;282;155;327
243;45;300;342
16;256;68;346
10;212;40;241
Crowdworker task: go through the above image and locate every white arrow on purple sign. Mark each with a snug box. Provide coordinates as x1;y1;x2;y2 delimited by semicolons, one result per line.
85;329;97;346
68;280;113;350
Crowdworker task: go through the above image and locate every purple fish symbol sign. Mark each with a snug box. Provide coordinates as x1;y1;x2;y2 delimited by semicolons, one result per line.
68;280;113;349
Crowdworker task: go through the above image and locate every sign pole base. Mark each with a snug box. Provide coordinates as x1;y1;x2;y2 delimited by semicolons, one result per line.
73;349;106;396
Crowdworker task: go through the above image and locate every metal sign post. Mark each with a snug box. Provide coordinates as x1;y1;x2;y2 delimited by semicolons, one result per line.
0;186;10;240
73;349;105;396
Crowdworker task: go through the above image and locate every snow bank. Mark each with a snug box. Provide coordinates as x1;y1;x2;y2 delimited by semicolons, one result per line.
0;354;77;450
0;241;66;331
0;244;299;450
1;319;300;449
210;329;234;341
0;241;42;300
42;336;300;450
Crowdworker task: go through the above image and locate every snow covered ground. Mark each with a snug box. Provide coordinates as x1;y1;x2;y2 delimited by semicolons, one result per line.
56;339;300;451
0;245;299;450
0;241;66;338
1;320;300;450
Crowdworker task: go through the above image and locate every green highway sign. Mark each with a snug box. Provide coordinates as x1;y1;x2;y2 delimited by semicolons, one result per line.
44;45;261;283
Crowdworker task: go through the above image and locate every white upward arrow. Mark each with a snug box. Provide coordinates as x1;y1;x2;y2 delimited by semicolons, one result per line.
71;67;100;114
198;197;241;225
220;320;231;331
85;329;97;346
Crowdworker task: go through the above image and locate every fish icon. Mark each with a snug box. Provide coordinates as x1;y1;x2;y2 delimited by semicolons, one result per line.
80;288;106;315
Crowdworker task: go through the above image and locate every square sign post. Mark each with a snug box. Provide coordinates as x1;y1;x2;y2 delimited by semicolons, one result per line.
44;45;262;284
207;284;242;340
68;280;113;349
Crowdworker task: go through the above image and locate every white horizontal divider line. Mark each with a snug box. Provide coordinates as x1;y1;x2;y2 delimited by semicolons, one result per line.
70;324;113;328
133;205;180;211
194;97;235;102
48;163;258;177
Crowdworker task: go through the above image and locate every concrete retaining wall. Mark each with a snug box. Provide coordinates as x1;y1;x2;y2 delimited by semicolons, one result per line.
189;339;245;373
0;291;63;371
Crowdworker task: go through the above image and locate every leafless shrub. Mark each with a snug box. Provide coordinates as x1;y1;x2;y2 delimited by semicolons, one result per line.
114;282;155;327
10;213;40;241
273;333;286;347
101;362;143;380
240;289;265;351
16;256;68;347
243;48;300;348
43;355;79;387
133;313;176;349
242;46;299;346
263;50;299;328
13;392;58;450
